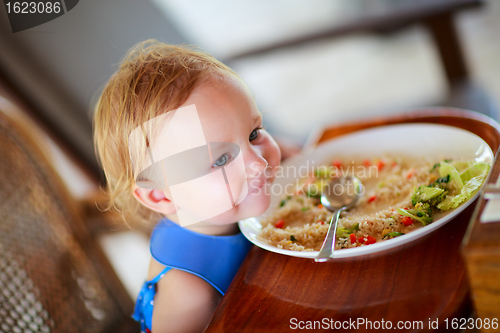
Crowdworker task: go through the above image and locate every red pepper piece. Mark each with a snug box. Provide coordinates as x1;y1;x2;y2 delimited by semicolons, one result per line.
368;195;376;203
363;159;371;167
358;236;366;244
365;235;377;245
350;233;357;244
376;160;385;170
275;219;285;228
401;216;414;226
331;160;343;169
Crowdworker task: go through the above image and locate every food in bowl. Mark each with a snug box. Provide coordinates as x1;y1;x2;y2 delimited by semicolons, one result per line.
259;157;489;251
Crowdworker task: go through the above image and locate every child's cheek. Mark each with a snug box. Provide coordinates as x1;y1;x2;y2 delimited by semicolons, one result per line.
264;136;281;180
223;153;248;205
169;169;235;226
205;176;233;199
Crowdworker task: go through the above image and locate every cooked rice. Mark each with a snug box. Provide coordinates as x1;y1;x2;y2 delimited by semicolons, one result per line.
259;157;442;251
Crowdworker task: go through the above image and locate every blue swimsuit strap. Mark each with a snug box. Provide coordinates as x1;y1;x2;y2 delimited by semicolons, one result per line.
151;266;172;284
132;268;171;331
150;218;252;295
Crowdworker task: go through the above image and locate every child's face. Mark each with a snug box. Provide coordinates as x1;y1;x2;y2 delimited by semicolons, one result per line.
160;75;281;225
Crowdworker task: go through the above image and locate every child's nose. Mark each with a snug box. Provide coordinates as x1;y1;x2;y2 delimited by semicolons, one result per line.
245;151;268;179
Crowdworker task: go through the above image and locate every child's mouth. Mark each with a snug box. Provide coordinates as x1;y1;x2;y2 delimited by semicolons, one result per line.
248;176;268;194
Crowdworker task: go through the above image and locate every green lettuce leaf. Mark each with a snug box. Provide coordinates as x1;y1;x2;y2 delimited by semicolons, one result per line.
451;161;474;173
439;161;463;190
459;162;490;183
336;226;348;238
437;174;487;210
336;223;359;238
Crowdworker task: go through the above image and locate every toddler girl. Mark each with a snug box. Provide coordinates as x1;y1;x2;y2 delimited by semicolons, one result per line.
93;40;281;332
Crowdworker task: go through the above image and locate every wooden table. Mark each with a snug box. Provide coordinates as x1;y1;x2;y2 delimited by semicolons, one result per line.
462;141;500;332
206;108;500;332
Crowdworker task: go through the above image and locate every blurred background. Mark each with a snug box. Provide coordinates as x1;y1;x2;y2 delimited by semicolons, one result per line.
1;0;499;303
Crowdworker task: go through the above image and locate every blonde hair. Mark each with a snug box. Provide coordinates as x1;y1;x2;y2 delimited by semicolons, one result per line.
93;39;237;226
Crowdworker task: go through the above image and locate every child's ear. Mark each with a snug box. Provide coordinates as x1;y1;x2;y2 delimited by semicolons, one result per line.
132;186;177;215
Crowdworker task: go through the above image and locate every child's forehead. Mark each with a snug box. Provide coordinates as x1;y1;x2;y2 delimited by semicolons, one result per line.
131;99;259;156
186;76;246;105
172;78;260;134
128;75;261;162
153;103;260;144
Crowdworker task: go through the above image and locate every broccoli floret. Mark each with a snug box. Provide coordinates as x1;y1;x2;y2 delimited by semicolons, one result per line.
428;189;448;206
429;174;450;190
411;173;452;207
413;202;433;217
411;186;446;206
397;204;434;226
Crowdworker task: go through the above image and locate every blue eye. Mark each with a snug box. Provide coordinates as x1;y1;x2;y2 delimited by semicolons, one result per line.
213;154;230;168
249;128;260;141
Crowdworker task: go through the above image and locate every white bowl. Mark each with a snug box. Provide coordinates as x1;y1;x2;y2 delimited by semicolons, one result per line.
239;123;493;258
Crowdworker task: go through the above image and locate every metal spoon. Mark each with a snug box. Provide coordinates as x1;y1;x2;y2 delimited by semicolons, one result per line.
315;176;363;262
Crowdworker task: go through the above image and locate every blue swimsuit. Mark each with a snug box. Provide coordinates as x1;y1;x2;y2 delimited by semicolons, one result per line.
132;219;252;332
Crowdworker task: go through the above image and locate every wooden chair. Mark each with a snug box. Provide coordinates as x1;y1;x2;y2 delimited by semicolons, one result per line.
0;104;139;332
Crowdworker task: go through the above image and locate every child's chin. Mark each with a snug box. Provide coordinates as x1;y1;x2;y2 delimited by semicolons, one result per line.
237;189;272;219
208;193;272;225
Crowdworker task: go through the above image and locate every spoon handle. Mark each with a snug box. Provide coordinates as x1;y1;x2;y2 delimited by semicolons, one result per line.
315;208;344;262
